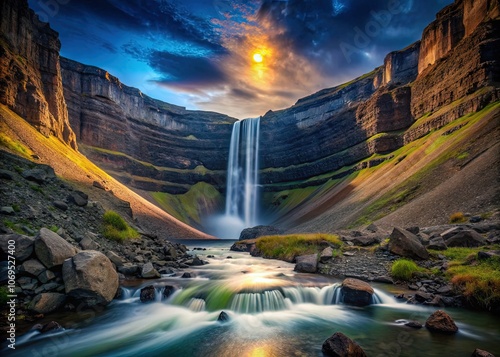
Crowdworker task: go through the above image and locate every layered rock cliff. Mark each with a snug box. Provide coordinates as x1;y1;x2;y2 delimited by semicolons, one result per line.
259;0;499;197
0;0;76;149
60;58;236;194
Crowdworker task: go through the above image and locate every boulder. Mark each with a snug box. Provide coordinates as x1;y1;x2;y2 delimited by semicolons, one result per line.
21;166;55;184
67;191;88;207
294;254;318;273
440;227;463;240
140;285;156;302
141;262;160;279
388;227;429;260
163;286;175;299
0;234;35;262
341;278;374;307
366;223;378;233
29;293;66;314
346;235;379;247
38;269;56;284
34;228;78;269
63;251;119;306
322;332;367;357
471;349;495;357
425;310;458;334
239;225;282;240
428;237;447;251
117;263;140;276
181;272;192;278
19;259;46;277
445;230;487;248
477;250;500;260
320;247;334;263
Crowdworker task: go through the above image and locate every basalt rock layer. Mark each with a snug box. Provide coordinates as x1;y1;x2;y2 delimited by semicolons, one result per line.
0;0;76;149
60;58;236;194
259;0;499;196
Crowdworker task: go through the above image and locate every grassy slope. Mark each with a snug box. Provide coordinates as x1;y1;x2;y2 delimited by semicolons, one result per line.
0;104;213;239
272;101;500;231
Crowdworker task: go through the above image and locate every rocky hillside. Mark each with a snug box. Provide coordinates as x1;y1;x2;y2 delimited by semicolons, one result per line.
260;0;500;230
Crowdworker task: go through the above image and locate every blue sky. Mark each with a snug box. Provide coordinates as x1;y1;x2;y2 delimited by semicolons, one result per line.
29;0;453;119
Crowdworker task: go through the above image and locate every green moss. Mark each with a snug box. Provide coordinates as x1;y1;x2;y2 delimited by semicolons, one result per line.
0;131;33;158
102;210;139;242
391;259;421;281
255;233;342;262
430;247;500;310
152;182;222;225
2;219;24;234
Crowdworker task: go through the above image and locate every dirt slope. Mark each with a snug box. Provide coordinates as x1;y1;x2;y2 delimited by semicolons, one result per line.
0;105;214;239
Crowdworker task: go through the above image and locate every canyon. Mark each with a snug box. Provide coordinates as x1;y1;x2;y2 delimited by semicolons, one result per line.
1;0;499;234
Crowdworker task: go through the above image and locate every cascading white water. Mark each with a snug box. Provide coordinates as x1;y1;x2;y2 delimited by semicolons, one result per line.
207;117;261;238
225;117;260;227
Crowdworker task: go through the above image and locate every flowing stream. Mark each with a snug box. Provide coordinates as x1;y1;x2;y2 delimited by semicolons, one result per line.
9;241;500;357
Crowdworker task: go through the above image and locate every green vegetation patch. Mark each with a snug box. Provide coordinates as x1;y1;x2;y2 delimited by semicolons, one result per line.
430;247;500;311
0;131;33;158
102;210;139;243
255;233;342;262
152;182;222;225
391;259;422;281
449;212;467;224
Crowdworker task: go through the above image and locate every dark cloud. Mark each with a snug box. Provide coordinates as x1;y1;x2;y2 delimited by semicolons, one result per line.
231;88;259;100
257;0;453;73
149;51;227;85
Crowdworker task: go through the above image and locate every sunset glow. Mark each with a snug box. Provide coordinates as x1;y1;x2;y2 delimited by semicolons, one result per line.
253;53;263;63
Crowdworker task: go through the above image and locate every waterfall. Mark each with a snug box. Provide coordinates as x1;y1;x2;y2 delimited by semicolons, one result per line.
225;117;261;227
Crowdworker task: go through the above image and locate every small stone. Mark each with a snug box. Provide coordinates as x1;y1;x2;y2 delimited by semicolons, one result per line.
29;293;66;314
0;169;14;180
19;259;46;277
218;311;230;322
0;207;15;215
41;321;62;333
294;254;318;273
320;247;334;263
53;200;69;211
181;272;192;278
93;181;106;190
141;262;160;279
67;191;88;207
140;285;156;302
79;235;100;250
38;269;56;284
341;278;374;307
106;251;125;267
471;348;495;357
405;321;423;329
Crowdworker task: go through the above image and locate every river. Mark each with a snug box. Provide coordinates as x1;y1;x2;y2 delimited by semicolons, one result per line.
8;240;500;356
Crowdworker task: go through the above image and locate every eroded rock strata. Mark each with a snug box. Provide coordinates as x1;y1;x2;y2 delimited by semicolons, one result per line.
61;58;236;194
0;0;76;149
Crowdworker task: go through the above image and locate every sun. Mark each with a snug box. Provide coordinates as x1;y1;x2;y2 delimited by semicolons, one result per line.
253;53;263;63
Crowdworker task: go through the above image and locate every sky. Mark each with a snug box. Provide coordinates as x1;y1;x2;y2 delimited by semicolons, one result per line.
29;0;453;119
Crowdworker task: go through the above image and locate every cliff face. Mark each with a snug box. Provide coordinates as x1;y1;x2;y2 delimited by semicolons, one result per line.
418;0;498;74
259;0;499;199
0;0;76;149
60;58;236;194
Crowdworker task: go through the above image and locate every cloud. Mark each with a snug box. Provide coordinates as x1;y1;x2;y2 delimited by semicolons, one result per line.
149;51;228;86
28;0;454;118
